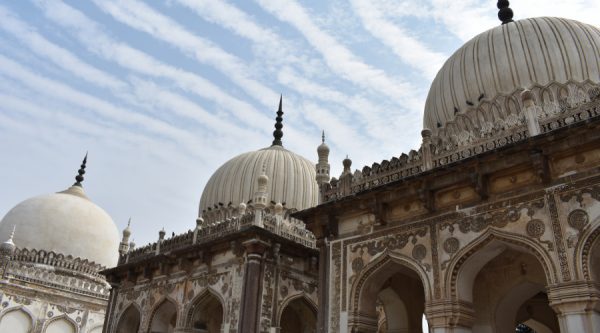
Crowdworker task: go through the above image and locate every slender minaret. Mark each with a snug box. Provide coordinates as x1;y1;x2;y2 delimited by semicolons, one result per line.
253;166;269;227
316;131;331;203
119;219;132;257
316;130;331;185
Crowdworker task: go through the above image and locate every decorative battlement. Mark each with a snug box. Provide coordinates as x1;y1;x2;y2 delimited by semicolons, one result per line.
124;210;316;264
1;248;110;299
323;82;600;202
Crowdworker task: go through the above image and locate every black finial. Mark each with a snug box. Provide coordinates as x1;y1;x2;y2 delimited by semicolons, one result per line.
497;0;514;25
272;95;284;146
73;152;87;187
322;130;325;143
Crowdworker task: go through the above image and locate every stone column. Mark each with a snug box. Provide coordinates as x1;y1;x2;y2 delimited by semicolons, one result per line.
549;281;600;333
425;300;474;333
317;238;329;333
239;239;269;333
102;283;120;333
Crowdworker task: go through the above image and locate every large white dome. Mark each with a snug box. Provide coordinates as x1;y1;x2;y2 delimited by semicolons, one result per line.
199;145;318;214
424;17;600;131
0;186;120;267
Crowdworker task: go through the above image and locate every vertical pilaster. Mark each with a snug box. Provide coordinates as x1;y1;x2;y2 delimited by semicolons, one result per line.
102;283;120;333
239;239;269;333
317;238;329;333
549;281;600;333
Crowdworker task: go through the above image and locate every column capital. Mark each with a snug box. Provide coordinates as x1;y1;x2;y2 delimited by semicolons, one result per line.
547;280;600;314
242;238;270;255
425;299;475;329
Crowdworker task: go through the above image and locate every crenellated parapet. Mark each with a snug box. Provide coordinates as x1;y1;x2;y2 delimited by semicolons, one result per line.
124;210;316;264
2;247;110;299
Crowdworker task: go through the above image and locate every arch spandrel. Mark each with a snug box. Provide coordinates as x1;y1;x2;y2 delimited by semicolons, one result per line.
444;228;558;302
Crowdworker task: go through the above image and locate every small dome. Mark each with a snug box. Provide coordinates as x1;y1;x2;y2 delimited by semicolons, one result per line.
0;186;120;267
199;145;318;214
424;17;600;132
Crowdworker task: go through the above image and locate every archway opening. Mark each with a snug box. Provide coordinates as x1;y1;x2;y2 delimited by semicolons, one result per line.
188;292;224;333
150;300;177;333
279;297;317;333
357;260;426;333
45;318;76;333
116;305;141;333
0;309;32;333
457;241;558;333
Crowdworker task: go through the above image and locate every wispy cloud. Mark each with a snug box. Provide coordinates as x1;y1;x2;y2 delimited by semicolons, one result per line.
91;0;279;106
350;0;447;79
255;0;419;108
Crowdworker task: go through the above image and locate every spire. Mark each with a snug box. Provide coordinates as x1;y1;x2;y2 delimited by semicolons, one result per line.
322;130;325;143
73;152;88;187
272;95;284;146
497;0;514;25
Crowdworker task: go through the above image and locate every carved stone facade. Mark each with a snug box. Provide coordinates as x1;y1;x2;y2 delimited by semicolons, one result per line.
102;210;318;333
0;248;109;332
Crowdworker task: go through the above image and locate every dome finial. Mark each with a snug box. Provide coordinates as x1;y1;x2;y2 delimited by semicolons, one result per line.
272;95;284;146
73;152;88;187
322;130;325;143
497;0;514;24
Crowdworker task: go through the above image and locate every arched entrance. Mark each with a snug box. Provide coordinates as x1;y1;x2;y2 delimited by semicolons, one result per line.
116;304;141;333
0;308;32;333
45;317;76;333
351;255;430;333
452;236;558;333
149;299;177;333
279;296;317;333
186;290;224;333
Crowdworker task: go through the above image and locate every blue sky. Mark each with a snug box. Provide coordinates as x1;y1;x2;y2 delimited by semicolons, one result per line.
1;0;599;247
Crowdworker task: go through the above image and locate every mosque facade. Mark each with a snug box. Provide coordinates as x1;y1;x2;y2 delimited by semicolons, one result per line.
1;1;600;333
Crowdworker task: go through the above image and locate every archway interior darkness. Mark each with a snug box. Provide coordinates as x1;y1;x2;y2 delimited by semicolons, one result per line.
116;305;141;333
360;263;425;333
465;244;558;333
189;293;223;333
280;297;317;333
150;300;177;333
0;309;31;333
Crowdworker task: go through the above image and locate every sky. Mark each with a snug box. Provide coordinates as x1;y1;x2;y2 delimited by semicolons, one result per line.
1;0;599;247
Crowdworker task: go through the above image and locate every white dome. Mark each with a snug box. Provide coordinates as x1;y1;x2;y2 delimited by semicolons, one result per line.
424;17;600;131
200;145;318;214
0;186;120;267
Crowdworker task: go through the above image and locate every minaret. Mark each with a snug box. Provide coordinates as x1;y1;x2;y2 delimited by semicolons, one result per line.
0;226;16;279
316;131;331;204
253;166;269;227
119;219;132;257
316;130;331;185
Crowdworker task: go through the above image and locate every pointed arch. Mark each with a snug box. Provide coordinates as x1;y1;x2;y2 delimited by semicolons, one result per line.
0;306;35;333
183;287;225;329
576;215;600;281
115;303;141;333
275;293;318;327
444;228;557;302
43;314;78;333
148;297;178;333
349;251;432;332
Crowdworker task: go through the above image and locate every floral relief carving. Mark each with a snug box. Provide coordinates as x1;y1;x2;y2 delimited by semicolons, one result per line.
568;209;589;231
